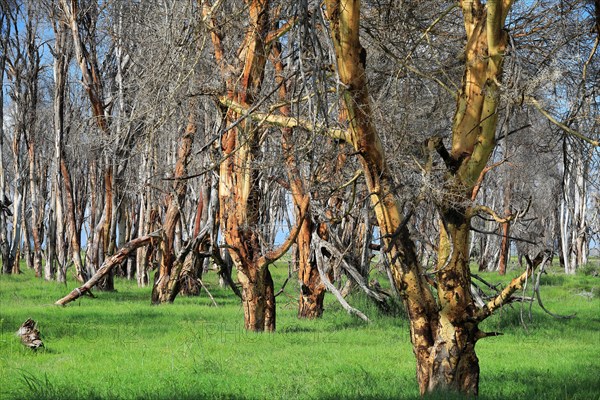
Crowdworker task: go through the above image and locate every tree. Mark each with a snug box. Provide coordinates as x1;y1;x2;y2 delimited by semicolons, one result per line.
205;0;307;331
322;0;550;394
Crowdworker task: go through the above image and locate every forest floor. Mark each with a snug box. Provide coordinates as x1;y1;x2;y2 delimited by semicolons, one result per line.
0;260;599;399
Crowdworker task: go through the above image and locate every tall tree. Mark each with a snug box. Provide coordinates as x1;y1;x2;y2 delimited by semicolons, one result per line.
205;0;306;331
321;0;539;394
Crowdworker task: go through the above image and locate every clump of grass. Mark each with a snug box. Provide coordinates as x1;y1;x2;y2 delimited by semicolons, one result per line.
577;263;600;277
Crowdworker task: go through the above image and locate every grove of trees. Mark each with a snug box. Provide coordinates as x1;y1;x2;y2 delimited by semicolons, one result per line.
1;0;598;396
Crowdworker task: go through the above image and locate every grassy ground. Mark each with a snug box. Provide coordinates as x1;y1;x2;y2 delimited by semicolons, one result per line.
0;262;599;399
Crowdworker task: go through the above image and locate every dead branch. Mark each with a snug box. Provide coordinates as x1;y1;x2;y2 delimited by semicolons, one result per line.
211;248;243;299
313;231;370;323
470;198;530;224
533;259;576;319
475;250;551;321
198;279;218;307
318;231;389;305
219;97;351;143
526;96;600;147
55;230;162;306
17;319;44;350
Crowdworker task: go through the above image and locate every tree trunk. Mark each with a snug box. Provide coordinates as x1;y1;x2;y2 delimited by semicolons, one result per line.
60;0;114;278
426;0;512;394
271;43;324;319
206;0;302;331
0;11;8;273
297;219;325;318
324;0;512;395
238;264;276;332
324;0;439;392
151;109;196;304
60;157;86;282
498;221;510;275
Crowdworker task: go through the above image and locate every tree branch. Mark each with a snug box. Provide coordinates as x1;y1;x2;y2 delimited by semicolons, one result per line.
313;231;370;323
470;196;531;222
55;230;163;306
258;195;309;267
265;17;297;45
471;159;508;200
219;97;351;143
475;250;550;321
527;96;600;147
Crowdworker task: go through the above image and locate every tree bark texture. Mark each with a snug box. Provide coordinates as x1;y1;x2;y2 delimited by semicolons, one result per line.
206;0;305;331
427;0;513;394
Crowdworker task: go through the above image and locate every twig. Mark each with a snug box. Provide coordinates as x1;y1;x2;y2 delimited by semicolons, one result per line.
197;279;218;307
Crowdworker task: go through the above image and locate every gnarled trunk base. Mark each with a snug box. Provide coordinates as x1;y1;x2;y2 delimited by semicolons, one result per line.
239;266;276;332
298;284;326;319
423;325;480;396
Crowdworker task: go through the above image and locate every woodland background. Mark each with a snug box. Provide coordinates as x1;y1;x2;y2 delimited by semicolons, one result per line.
0;0;599;397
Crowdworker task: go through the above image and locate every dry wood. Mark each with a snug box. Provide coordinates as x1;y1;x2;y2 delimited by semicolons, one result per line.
55;231;162;306
313;231;370;323
17;319;44;350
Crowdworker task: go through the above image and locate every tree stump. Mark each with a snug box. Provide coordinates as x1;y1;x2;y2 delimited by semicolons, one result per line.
17;319;44;350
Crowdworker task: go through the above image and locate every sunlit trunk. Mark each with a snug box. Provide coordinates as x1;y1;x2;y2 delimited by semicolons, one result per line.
151;109;196;304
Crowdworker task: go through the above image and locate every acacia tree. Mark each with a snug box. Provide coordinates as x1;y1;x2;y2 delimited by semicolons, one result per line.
320;0;547;394
204;0;307;331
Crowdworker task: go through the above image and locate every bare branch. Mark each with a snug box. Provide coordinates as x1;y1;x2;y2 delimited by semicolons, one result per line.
219;97;351;143
527;96;600;147
55;230;163;306
258;195;309;267
475;250;551;321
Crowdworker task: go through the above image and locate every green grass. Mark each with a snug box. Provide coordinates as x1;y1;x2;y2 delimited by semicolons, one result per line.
1;263;599;399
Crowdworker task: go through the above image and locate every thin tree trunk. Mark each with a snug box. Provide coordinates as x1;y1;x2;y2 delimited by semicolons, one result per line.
60;157;86;282
498;179;512;275
151;110;196;304
271;43;324;319
0;11;9;272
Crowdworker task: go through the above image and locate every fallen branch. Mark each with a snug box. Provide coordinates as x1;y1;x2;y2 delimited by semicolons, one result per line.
313;231;370;323
323;232;389;304
17;319;44;350
55;230;163;306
